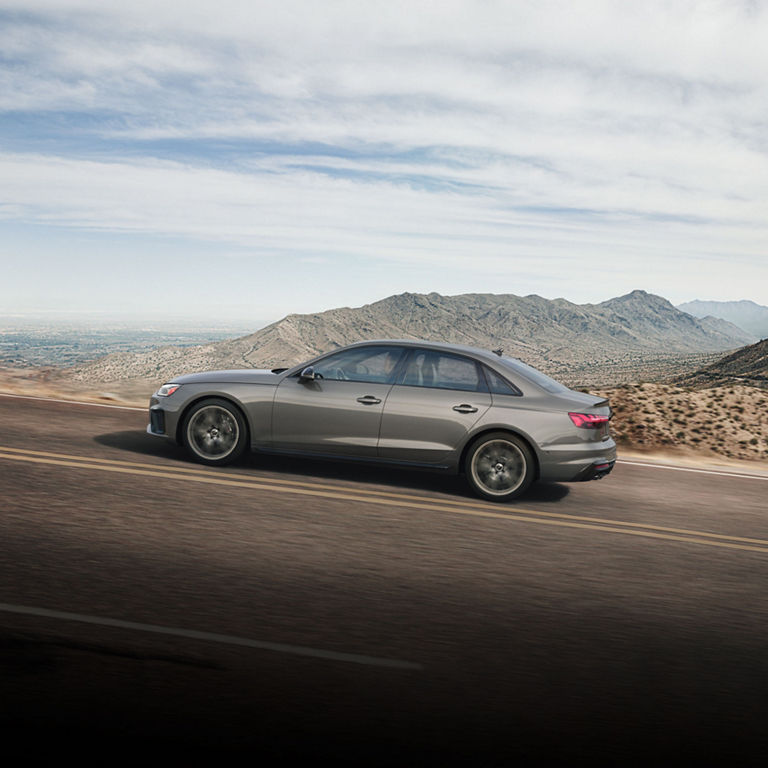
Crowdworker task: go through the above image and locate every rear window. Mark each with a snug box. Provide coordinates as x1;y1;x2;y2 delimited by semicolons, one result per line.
500;357;569;394
482;366;522;396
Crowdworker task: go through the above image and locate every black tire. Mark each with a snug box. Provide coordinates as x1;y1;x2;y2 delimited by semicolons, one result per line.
464;431;535;502
181;398;248;466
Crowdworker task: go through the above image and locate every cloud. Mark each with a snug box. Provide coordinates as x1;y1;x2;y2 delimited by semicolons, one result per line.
1;1;767;309
2;151;763;265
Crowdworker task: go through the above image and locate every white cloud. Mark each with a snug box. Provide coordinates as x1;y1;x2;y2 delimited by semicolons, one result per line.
1;0;767;310
2;151;764;264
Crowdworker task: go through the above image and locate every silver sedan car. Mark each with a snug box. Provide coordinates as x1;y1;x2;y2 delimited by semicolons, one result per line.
147;339;616;501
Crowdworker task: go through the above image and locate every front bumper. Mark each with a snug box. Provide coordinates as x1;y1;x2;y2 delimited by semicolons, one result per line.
147;397;181;442
148;405;166;435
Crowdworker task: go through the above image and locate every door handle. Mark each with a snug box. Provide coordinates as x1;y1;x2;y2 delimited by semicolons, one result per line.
453;404;478;413
356;395;382;405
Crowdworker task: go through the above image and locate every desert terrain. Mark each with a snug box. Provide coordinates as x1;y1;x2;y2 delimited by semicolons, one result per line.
593;382;768;464
2;359;766;471
2;291;766;470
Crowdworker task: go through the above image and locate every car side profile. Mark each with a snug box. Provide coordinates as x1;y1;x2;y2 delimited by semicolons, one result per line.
147;339;616;501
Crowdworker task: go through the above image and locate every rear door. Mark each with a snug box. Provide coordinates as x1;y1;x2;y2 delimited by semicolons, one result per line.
378;349;492;464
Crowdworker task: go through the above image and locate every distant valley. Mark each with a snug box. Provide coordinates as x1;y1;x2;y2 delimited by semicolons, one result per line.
0;318;253;369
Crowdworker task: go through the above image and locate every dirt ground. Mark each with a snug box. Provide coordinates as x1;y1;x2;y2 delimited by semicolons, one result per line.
592;382;768;465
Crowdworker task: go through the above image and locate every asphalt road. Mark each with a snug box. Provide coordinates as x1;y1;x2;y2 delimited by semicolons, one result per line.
1;393;768;764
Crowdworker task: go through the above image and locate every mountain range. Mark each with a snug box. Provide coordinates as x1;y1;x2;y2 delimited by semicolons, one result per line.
677;299;768;339
69;290;755;385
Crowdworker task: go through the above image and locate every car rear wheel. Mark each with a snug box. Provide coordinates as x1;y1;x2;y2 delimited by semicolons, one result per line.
182;398;248;466
465;432;534;501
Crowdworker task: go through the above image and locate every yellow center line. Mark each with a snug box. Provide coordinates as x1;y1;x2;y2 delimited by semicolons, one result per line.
1;445;482;502
2;445;766;547
2;448;768;554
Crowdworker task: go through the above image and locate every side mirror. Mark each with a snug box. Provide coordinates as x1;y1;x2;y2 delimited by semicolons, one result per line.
299;366;317;381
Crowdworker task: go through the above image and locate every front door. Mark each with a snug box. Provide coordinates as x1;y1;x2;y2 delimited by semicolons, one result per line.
272;345;406;457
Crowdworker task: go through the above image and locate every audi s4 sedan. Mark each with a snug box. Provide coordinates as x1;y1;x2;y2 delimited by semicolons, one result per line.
147;339;616;501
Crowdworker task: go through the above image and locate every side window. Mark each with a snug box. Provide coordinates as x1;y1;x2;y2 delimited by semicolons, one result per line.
312;346;404;383
402;351;488;392
483;366;523;396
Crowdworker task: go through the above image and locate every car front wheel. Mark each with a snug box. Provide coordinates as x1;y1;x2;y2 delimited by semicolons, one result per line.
465;432;534;502
181;398;248;466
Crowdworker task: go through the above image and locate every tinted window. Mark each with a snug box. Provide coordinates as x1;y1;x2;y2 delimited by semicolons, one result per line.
402;351;488;392
313;346;404;383
501;357;568;394
483;366;522;396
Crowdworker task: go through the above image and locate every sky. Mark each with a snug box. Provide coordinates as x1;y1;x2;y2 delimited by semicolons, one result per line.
1;0;767;328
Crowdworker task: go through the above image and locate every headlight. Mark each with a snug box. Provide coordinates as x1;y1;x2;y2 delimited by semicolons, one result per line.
157;383;181;397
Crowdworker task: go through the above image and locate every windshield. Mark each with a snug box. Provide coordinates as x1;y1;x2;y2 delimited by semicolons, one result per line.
500;357;569;394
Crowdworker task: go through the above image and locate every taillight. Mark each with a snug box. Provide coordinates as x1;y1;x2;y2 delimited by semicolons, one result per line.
569;412;610;429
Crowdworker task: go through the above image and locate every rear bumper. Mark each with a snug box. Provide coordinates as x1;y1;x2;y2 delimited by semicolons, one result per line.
573;459;616;482
538;439;617;482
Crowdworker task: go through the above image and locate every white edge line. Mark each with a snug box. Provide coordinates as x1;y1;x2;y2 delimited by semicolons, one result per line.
2;392;766;481
0;602;423;671
0;392;145;411
618;459;768;481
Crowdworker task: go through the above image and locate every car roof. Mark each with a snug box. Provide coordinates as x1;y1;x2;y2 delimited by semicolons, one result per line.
340;338;506;364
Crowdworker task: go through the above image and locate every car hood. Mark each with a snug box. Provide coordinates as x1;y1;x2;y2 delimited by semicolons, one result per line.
172;369;282;385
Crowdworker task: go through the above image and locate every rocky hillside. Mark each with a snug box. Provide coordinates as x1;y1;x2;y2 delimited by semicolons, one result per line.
68;290;755;385
677;299;768;338
676;338;768;390
591;382;768;462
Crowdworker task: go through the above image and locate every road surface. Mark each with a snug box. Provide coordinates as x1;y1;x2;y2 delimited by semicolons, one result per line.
1;393;767;763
